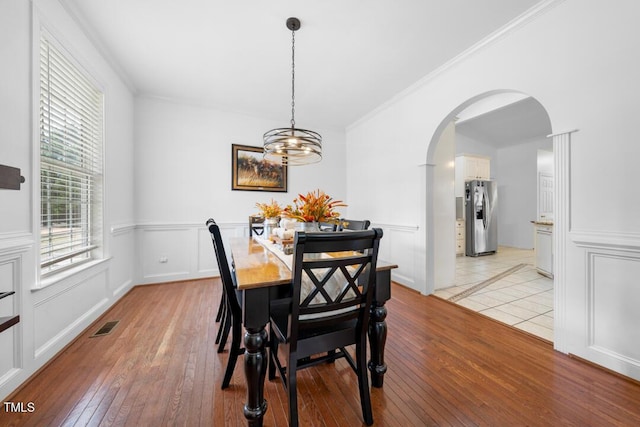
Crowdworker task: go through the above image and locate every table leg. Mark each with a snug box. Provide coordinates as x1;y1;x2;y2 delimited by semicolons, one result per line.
243;326;268;426
368;301;388;388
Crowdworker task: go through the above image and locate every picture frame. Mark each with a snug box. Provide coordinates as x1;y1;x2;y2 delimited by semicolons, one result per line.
231;144;288;192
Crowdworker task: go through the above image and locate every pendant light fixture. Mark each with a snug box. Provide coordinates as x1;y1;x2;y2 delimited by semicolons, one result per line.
264;17;322;166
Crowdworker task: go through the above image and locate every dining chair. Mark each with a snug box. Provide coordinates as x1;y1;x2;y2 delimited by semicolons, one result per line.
206;218;244;389
268;229;383;426
338;219;371;231
318;222;337;232
249;215;265;237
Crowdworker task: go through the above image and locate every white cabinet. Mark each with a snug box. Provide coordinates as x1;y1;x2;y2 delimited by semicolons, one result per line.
455;154;491;196
456;154;491;181
534;223;553;278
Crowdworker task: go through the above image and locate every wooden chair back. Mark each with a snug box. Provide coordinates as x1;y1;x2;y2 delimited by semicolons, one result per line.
318;222;337;232
288;229;382;351
206;219;241;318
249;215;265;237
338;219;371;231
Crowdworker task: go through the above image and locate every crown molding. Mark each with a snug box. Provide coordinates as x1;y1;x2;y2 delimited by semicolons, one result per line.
347;0;566;131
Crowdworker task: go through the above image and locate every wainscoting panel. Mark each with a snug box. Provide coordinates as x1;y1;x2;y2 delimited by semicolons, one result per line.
140;226;193;281
138;222;415;290
0;320;16;384
198;222;246;276
138;222;246;284
198;226;217;276
109;224;136;297
0;251;21;386
33;265;109;359
588;250;640;364
572;230;640;380
372;223;418;290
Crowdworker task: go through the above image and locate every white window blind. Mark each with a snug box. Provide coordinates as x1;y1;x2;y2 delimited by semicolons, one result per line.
39;35;103;275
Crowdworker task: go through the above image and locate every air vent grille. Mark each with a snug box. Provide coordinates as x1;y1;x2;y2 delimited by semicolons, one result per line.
90;320;119;338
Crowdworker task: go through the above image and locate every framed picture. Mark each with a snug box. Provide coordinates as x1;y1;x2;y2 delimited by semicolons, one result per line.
232;144;288;192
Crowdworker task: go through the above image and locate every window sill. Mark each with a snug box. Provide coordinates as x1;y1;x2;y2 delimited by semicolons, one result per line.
32;258;111;292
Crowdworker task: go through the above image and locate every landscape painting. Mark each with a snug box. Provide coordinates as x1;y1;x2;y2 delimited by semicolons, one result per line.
231;144;287;192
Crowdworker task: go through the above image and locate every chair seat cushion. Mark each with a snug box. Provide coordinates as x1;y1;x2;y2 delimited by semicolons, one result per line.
270;303;358;344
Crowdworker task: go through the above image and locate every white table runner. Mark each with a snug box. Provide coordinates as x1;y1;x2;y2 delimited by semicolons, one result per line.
253;236;357;310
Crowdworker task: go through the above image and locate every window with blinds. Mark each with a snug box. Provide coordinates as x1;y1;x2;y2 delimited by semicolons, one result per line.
39;35;103;276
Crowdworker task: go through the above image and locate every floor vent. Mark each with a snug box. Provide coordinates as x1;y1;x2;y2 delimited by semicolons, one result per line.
90;320;119;338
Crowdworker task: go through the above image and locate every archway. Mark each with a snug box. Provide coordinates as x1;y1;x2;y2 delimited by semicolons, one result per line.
424;89;560;340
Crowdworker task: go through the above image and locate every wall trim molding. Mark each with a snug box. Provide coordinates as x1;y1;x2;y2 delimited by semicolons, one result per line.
113;279;134;298
547;129;579;138
371;222;420;232
0;368;21;393
110;223;136;236
120;221;416;232
137;222;245;230
0;234;34;256
570;230;640;252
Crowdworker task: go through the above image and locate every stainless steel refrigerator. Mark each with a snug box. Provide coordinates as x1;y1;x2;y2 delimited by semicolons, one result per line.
465;180;497;256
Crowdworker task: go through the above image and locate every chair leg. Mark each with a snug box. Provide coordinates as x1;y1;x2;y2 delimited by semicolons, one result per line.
221;318;243;389
215;295;227;344
217;308;231;353
215;294;224;322
268;334;277;380
356;338;373;426
287;355;299;427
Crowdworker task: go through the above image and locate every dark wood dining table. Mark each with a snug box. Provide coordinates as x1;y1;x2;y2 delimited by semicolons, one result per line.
229;236;397;427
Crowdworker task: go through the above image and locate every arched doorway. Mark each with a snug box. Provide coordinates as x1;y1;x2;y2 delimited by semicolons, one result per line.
424;89;559;341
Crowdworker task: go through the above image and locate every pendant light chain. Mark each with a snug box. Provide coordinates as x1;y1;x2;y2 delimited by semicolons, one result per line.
263;17;322;166
290;29;296;128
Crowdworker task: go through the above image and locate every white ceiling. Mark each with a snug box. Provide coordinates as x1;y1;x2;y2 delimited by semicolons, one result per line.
456;96;552;148
62;0;544;130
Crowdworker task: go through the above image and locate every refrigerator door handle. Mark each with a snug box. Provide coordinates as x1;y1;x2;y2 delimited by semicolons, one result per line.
482;188;488;230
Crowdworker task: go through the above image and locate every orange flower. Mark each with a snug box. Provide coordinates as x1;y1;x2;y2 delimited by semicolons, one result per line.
281;189;347;223
255;199;283;218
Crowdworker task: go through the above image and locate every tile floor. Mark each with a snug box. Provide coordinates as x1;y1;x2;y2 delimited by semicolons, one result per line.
433;246;554;341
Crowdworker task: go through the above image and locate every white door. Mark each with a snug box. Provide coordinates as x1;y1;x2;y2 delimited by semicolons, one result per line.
538;172;554;221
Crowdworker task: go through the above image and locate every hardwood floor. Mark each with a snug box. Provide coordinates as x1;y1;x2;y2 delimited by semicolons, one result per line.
3;279;640;426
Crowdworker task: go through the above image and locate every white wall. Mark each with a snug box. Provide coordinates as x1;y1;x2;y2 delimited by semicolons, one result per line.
133;97;347;284
496;137;552;249
346;0;640;380
0;0;136;400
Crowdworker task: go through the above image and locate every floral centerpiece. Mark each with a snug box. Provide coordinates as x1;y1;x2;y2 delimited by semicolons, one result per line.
255;199;283;219
281;189;347;224
254;199;283;239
